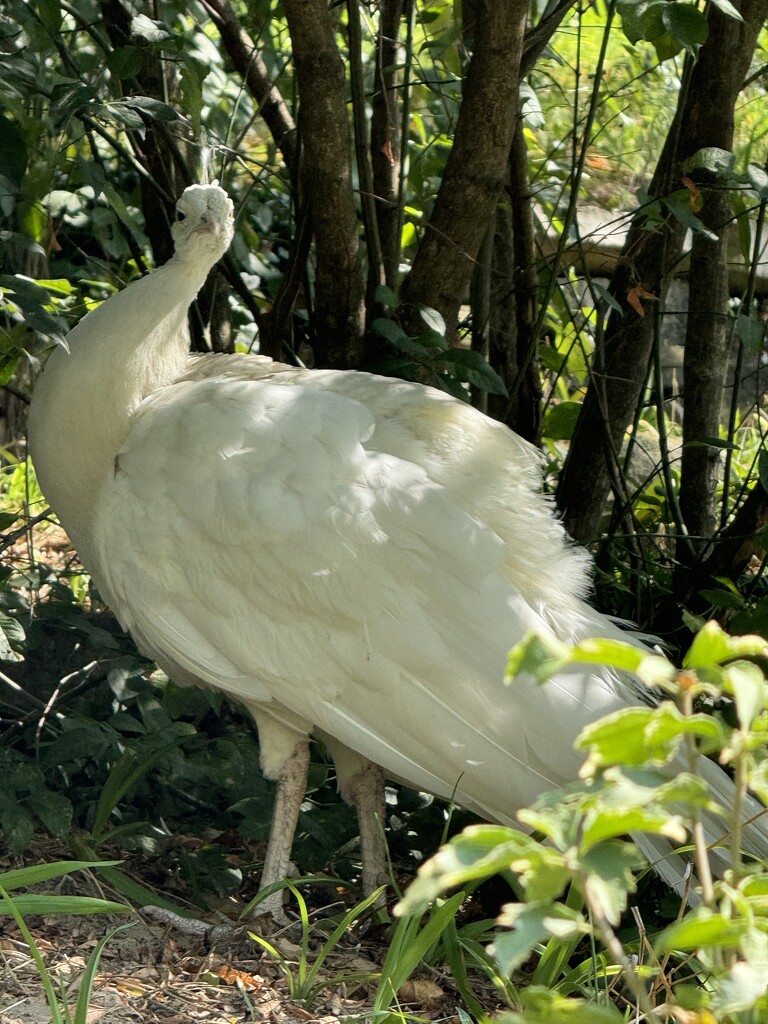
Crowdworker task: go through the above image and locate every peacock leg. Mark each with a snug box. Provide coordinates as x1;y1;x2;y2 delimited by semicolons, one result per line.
243;703;313;921
324;737;389;902
258;738;310;920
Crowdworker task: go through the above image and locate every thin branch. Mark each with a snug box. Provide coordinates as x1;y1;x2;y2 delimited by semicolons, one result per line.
347;0;385;323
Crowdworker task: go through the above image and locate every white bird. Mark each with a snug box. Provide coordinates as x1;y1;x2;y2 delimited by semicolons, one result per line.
28;183;768;913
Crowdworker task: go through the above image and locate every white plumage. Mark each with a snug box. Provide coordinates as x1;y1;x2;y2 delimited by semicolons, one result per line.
28;184;768;909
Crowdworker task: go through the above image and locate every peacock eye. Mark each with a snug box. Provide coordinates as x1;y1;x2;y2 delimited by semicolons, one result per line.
176;210;186;222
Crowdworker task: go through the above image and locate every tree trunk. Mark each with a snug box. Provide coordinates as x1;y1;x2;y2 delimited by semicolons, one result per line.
678;189;732;549
282;0;364;368
202;0;298;170
100;0;183;266
486;117;541;440
371;0;404;291
556;0;768;545
348;0;385;322
399;0;526;333
100;0;232;352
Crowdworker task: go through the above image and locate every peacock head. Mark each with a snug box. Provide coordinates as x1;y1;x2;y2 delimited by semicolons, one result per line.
171;183;235;261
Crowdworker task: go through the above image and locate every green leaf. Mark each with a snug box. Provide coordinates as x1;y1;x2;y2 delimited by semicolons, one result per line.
747;164;768;200
542;401;581;441
107;46;145;80
130;13;175;43
37;0;62;34
0;274;67;340
0;801;35;855
684;620;767;668
98;864;193;911
0;510;22;530
375;891;465;1011
576;703;723;770
581;805;686;849
49;80;93;128
0;610;24;661
685;619;730;666
639;1;668;40
570;637;673;688
102;182;144;235
438;349;507;395
499;987;625;1023
581;841;645;924
657;908;751;952
92;728;194;839
0;895;129;915
684;436;740;450
685;147;737;178
707;0;744;21
724;661;766;730
99;103;141;130
592;282;623;315
653;31;684;61
664;193;719;240
396;824;531;916
74;923;135;1023
375;284;399;307
570;636;649;673
0;860;122;892
520;81;544;128
760;449;768;494
735;314;765;352
539;345;567;374
661;2;708;52
390;335;433;358
502;840;573;901
369;317;409;345
126;96;179;123
491;902;584;975
617;0;664;43
506;632;572;686
418;304;446;335
31;278;76;297
29;788;71;837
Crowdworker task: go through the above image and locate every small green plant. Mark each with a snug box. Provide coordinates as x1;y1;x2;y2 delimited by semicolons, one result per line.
367;293;507;402
397;622;768;1023
0;860;131;1024
248;879;386;1003
373;890;473;1021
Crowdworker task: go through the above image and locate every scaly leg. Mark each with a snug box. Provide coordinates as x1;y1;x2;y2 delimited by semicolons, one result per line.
242;702;313;921
257;737;310;920
324;737;389;901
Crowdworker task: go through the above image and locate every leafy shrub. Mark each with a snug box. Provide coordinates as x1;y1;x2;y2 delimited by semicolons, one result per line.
397;622;768;1023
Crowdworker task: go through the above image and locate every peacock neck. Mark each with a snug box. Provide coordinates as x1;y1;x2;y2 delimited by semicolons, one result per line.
29;250;215;567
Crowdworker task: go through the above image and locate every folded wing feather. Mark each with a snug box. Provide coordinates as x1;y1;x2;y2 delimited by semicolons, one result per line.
93;367;645;824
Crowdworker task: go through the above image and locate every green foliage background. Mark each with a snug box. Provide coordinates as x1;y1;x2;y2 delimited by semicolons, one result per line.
1;0;768;1020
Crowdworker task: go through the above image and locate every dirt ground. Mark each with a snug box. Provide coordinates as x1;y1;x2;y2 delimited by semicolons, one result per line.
0;896;471;1024
0;840;493;1024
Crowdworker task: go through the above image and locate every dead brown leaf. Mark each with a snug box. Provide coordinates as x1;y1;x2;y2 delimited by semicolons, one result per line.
627;284;658;317
397;978;445;1006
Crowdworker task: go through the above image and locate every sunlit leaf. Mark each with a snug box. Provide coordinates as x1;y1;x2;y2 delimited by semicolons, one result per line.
724;661;766;730
657;908;751;952
506;632;572;685
542;401;581;441
396;824;532;916
499;986;626;1023
491;902;584;975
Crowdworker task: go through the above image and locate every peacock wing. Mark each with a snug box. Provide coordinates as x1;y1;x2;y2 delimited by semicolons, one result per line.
93;371;633;823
